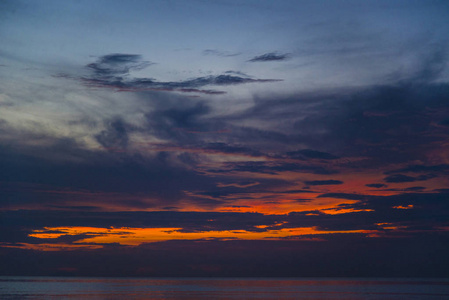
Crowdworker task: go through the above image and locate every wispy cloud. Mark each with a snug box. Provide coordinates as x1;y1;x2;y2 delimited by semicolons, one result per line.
365;183;387;188
202;49;241;57
383;173;437;183
87;53;154;77
95;118;130;150
248;52;290;62
305;180;343;186
80;54;281;94
285;149;339;160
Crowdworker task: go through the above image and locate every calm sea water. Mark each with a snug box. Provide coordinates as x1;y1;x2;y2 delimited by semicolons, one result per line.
1;277;448;299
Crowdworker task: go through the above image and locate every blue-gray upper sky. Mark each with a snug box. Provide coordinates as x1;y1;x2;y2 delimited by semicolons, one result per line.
1;0;448;153
1;0;449;277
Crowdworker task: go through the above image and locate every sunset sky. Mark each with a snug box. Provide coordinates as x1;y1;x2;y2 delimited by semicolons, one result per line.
1;0;449;277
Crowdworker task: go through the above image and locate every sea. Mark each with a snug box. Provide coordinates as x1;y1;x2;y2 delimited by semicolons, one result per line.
1;277;449;299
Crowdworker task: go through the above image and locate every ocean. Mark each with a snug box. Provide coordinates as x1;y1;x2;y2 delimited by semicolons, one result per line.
1;277;448;299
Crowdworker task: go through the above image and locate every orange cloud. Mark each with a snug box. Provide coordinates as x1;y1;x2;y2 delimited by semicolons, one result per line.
27;226;368;250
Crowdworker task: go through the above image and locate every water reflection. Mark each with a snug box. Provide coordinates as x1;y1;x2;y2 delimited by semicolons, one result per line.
1;277;448;299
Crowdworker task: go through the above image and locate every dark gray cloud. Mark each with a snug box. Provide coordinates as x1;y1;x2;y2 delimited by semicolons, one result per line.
305;180;343;186
190;178;293;201
95;118;130;150
209;161;337;175
248;52;290;62
3;76;449;215
87;54;153;77
325;190;449;217
242;83;449;168
202;49;241;57
385;164;449;174
365;183;387;188
409;44;448;83
0;210;280;233
286;149;339;160
317;193;365;200
83;73;280;94
277;189;319;194
202;143;264;157
0;142;223;209
383;174;419;183
383;173;437;183
81;54;281;94
224;70;250;77
171;74;281;87
3;189;449;242
404;186;426;192
144;100;216;142
308;190;449;236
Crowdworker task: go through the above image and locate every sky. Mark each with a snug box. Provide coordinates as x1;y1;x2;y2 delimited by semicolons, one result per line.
1;0;449;277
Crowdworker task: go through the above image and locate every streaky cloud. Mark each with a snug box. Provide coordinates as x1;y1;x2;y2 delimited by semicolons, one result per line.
383;173;437;183
87;53;154;77
385;164;449;174
209;161;338;175
248;52;290;62
305;180;343;186
95;118;129;150
286;149;339;160
80;54;282;95
365;183;387;188
202;49;241;57
317;193;366;200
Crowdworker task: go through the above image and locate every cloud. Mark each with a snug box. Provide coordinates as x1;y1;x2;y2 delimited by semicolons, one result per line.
409;44;448;83
304;180;343;186
83;73;280;94
175;75;281;87
95;118;129;150
87;54;153;77
278;83;449;167
81;54;281;94
248;52;290;62
307;189;449;235
383;174;417;183
286;149;339;160
317;193;365;200
202;49;241;57
202;143;264;157
224;70;250;77
404;186;426;191
144;100;215;142
209;161;337;175
365;183;387;188
383;173;437;183
0;142;224;209
385;164;449;174
330;190;449;217
277;189;319;194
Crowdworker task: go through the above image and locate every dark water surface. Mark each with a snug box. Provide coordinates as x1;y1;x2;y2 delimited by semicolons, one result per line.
1;277;448;299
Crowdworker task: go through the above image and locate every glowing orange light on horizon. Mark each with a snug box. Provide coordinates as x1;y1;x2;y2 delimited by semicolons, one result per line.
24;226;368;251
